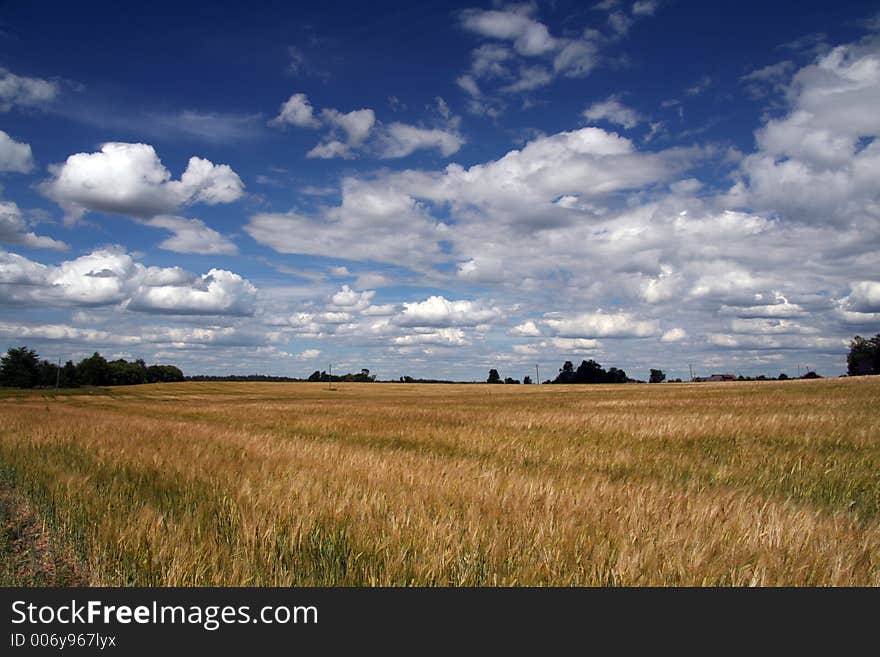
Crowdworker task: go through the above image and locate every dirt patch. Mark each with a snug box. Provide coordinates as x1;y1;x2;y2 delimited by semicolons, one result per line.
0;482;87;586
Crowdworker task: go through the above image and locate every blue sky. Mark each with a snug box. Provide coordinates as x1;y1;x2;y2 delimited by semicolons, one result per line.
1;0;879;381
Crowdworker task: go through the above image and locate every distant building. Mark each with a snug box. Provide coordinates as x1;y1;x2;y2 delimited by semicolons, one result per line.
693;374;736;382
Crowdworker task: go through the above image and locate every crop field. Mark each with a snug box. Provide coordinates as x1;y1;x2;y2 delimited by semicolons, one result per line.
0;377;878;586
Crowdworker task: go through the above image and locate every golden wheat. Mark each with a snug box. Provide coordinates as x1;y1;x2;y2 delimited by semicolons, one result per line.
0;377;878;585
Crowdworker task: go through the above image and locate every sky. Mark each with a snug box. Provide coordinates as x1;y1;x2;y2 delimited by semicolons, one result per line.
1;0;879;381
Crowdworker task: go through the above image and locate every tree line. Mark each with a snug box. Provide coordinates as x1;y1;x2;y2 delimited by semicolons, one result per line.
2;333;876;389
307;368;377;383
0;346;183;388
488;359;632;385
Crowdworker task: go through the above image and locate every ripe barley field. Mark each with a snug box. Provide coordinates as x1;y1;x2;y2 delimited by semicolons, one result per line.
0;377;878;586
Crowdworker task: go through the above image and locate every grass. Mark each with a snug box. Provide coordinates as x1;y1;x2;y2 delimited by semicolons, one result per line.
0;377;878;585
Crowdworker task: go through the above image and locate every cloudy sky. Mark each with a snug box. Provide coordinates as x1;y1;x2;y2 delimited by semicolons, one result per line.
1;0;879;381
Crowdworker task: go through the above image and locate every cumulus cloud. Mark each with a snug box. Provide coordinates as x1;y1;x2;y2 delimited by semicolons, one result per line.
0;247;256;315
726;37;880;225
376;123;464;158
661;327;687;342
145;215;238;255
0;201;68;251
271;93;462;160
397;295;500;327
0;130;33;172
41;142;244;223
269;93;321;128
394;327;469;347
127;268;257;316
460;8;557;56
543;310;660;338
632;1;658;17
245;178;447;269
330;284;375;310
0;67;58;112
456;4;621;113
510;320;542;336
840;280;880;313
582;96;644;129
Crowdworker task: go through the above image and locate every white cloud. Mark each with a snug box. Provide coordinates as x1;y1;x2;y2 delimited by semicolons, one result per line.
269;93;321;128
719;294;806;318
245;178;446;269
127;268;257;316
0;247;256;315
608;11;634;35
0;130;33;172
632;1;657;17
305;107;377;158
544;310;660;338
355;272;392;289
397;295;500;327
460;8;557;56
377;123;464;158
583;97;644;129
841;280;880;313
394;328;469;346
278;96;461;160
306;140;353;159
0;67;58;112
510;320;542;336
41;142;244;223
330;284;375;310
553;40;598;78
145;215;238;255
661;327;687;342
0;201;68;251
727;38;880;225
297;348;321;360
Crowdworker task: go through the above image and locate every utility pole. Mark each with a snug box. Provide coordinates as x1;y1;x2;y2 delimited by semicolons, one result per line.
328;363;332;391
689;364;694;382
535;364;539;385
55;356;61;389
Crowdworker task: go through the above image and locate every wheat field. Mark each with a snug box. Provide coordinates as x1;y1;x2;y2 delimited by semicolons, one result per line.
1;377;878;586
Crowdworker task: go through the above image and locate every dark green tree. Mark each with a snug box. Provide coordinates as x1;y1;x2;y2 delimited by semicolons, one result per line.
649;369;666;384
487;369;502;384
847;334;880;376
36;359;59;387
61;360;79;387
0;346;40;388
76;352;110;386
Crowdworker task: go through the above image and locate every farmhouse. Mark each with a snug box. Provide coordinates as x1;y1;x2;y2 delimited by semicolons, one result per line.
693;374;736;382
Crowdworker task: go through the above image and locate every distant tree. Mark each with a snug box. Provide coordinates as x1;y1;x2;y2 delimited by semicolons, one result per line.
555;361;575;384
109;359;147;385
76;352;110;386
778;373;789;380
575;359;604;383
36;359;59;387
847;334;880;376
552;359;628;384
504;377;520;384
605;366;628;383
487;369;502;384
649;369;666;384
61;360;78;387
308;370;322;382
0;346;40;388
801;371;822;379
145;364;184;383
523;375;533;385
